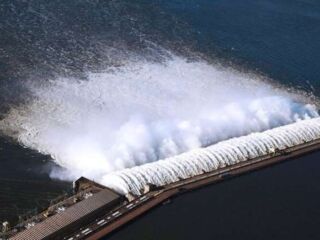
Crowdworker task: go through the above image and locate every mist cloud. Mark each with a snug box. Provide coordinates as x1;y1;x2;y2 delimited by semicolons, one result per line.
0;56;318;183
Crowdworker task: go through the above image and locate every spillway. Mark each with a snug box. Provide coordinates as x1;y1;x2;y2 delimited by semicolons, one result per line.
102;117;320;195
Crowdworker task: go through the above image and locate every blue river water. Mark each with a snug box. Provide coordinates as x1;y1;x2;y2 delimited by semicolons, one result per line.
105;2;320;239
107;151;320;240
0;0;319;238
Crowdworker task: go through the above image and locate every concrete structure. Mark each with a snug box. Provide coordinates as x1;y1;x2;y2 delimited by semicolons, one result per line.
7;124;320;239
72;138;320;240
8;178;123;240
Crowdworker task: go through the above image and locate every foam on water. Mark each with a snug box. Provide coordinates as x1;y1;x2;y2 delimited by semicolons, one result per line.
102;117;320;195
0;56;318;184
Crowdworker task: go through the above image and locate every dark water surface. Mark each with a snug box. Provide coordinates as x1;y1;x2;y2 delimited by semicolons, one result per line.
0;137;70;223
107;151;320;240
0;0;320;239
163;0;320;92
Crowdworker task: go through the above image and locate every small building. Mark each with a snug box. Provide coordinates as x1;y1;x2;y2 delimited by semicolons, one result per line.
9;177;124;240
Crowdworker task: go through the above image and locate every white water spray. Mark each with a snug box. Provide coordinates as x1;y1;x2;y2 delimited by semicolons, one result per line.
102;117;320;195
0;56;318;184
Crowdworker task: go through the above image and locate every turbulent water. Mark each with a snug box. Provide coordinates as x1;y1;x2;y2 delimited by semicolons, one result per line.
102;118;320;195
0;55;319;186
0;0;319;198
1;0;320;238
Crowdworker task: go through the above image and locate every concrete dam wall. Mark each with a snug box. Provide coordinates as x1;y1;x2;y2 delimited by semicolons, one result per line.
102;117;320;195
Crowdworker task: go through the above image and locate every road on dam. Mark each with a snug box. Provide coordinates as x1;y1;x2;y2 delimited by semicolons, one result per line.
64;138;320;240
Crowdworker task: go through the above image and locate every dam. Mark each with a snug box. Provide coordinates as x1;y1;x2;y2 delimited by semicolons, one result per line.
101;117;320;195
3;117;320;239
